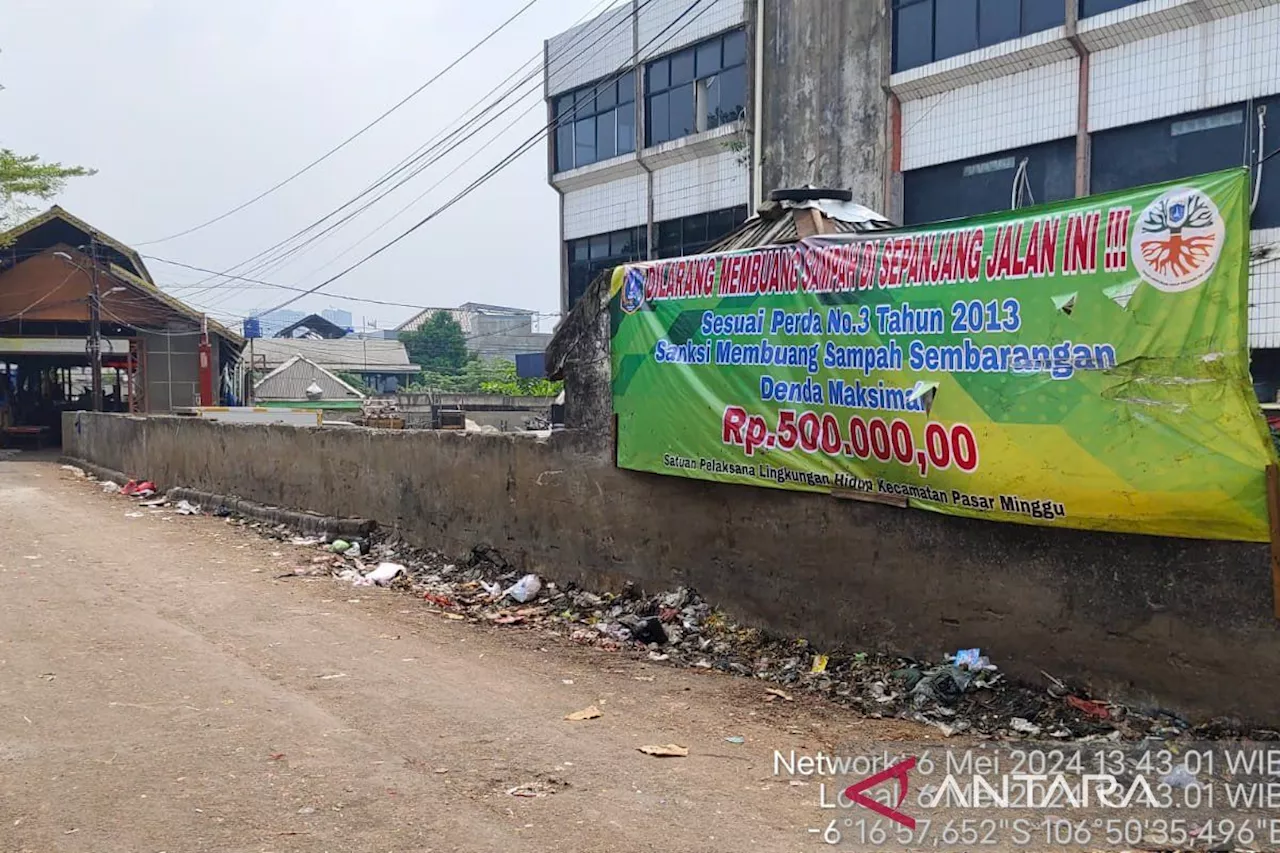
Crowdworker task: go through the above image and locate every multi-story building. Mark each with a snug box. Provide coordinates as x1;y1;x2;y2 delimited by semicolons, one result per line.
395;302;554;362
544;0;1280;378
544;0;756;311
321;307;353;331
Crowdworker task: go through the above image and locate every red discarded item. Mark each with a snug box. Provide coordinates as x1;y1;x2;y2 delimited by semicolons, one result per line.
1066;695;1110;719
120;480;139;496
659;607;680;623
422;592;455;608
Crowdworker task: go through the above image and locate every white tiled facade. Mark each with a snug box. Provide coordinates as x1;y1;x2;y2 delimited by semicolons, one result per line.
891;0;1280;348
545;0;752;311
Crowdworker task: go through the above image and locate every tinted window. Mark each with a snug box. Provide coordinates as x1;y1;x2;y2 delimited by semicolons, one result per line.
617;104;635;154
648;91;670;144
647;59;669;91
645;30;747;146
1022;0;1065;31
553;72;639;171
934;0;978;62
565;227;649;308
979;0;1020;45
1080;0;1144;16
653;206;749;256
696;40;721;76
902;138;1076;225
722;30;747;67
555;124;574;172
893;0;934;72
1090;99;1279;229
596;80;616;110
595;112;616;161
670;49;695;85
668;83;696;139
1091;106;1246;193
574;116;595;166
893;0;1065;72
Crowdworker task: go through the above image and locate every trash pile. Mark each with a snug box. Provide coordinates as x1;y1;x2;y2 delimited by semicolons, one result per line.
65;464;1274;744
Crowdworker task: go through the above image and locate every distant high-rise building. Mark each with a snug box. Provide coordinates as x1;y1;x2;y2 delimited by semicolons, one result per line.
321;307;353;330
256;309;306;337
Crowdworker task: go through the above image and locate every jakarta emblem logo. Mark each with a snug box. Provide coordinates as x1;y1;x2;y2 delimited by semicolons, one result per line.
1131;188;1225;292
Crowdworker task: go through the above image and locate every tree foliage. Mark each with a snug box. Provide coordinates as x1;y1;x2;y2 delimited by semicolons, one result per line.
399;311;470;374
0;148;96;235
410;357;560;396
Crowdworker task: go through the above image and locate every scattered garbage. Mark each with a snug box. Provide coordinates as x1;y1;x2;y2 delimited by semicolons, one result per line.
1066;695;1111;719
101;481;120;494
503;574;542;603
364;562;404;587
104;488;1254;745
1161;766;1199;789
1010;717;1042;736
329;539;351;554
951;648;994;670
565;705;602;721
724;735;745;745
59;465;86;478
638;743;688;758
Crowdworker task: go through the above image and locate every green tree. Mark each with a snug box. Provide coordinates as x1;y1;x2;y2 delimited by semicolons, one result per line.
478;359;562;397
1;148;96;236
400;311;471;375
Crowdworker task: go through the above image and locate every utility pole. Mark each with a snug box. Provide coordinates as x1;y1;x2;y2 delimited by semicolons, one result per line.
87;238;103;412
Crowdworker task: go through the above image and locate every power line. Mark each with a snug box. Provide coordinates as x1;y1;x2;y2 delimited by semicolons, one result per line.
133;0;549;246
256;0;714;317
172;0;634;304
145;255;560;316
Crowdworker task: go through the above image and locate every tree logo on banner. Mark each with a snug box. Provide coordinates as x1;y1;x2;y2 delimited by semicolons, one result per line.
1132;187;1226;293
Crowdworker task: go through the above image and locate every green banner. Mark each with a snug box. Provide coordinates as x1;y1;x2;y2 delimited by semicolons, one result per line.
610;169;1275;541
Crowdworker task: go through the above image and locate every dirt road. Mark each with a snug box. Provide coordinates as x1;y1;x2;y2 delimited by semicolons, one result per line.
0;458;928;852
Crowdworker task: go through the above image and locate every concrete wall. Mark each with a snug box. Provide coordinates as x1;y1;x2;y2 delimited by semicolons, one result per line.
758;0;889;211
66;410;1280;723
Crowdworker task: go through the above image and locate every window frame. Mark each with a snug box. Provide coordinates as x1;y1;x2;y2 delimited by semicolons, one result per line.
645;29;747;147
565;226;648;308
552;71;636;173
891;0;1066;73
652;206;750;258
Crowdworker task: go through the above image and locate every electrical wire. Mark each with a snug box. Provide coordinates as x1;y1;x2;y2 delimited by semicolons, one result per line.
255;0;714;317
133;0;549;246
145;255;561;321
167;0;637;301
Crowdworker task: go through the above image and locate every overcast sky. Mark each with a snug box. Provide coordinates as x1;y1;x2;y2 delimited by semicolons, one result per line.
3;0;598;332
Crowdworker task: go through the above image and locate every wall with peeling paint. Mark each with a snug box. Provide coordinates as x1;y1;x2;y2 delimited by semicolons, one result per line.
66;408;1280;724
758;0;889;210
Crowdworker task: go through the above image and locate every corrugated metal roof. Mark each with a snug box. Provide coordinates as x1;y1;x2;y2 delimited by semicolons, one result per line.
249;338;419;373
254;356;366;401
710;198;893;253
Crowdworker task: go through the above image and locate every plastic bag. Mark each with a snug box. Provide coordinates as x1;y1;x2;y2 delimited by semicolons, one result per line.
503;574;542;603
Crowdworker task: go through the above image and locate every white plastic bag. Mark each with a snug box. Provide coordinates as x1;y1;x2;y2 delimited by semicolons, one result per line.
503;574;542;603
364;562;404;586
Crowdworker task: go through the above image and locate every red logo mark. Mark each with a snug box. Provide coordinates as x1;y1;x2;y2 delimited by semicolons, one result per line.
842;757;916;829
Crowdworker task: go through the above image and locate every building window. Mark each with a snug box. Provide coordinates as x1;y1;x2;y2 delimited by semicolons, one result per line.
652;206;749;257
1091;98;1279;229
566;226;646;308
553;72;635;173
892;0;1065;73
645;30;746;147
902;138;1076;225
1079;0;1145;17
